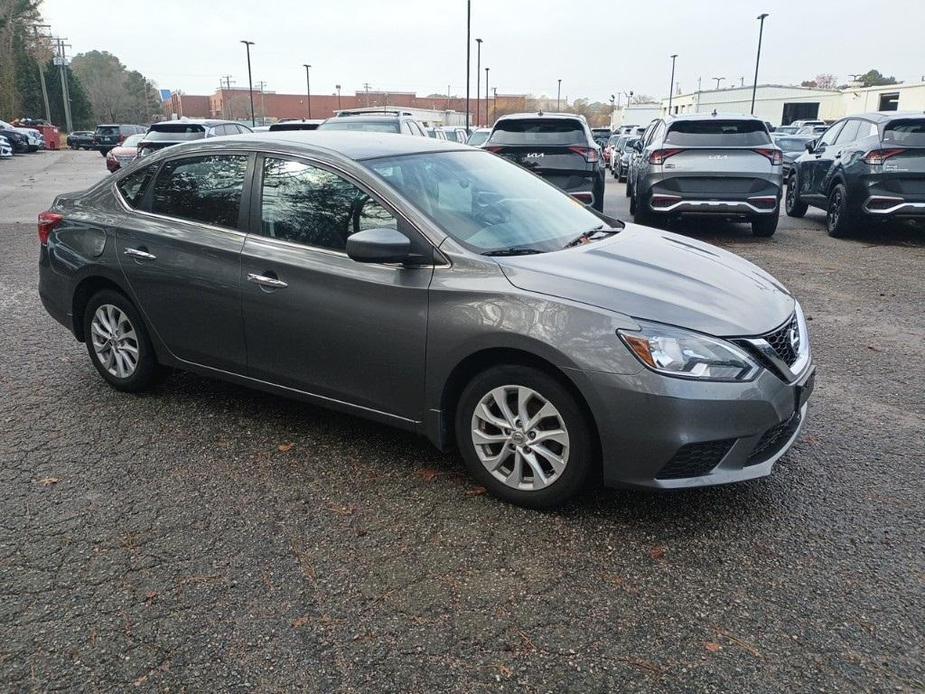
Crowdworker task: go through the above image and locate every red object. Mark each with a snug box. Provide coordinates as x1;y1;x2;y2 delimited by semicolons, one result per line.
748;196;778;209
568;145;600;163
36;125;60;150
105;141;140;172
752;148;783;165
570;192;594;204
38;211;63;245
863;148;906;165
650;194;682;208
648;148;683;165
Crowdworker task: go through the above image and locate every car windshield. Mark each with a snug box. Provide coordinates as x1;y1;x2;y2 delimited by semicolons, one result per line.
488;119;586;146
883;119;925;146
144;124;206;141
467;130;489;146
366;150;609;254
665;120;771;146
122;134;144;148
318;120;401;133
775;137;809;152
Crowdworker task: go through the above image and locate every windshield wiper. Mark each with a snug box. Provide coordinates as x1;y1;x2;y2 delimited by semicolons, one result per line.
481;247;545;257
564;224;618;248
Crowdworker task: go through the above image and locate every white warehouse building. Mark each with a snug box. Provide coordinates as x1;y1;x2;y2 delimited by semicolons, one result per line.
612;82;925;128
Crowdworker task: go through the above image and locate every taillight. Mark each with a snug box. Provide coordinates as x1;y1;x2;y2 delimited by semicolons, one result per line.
569;146;600;163
483;145;503;153
863;148;906;165
118;134;126;144
752;148;783;165
648;148;683;165
38;211;63;246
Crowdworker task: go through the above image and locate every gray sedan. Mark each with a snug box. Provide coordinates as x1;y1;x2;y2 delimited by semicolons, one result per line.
38;132;814;508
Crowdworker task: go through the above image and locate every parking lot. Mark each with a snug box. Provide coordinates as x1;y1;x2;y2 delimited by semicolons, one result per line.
1;149;923;691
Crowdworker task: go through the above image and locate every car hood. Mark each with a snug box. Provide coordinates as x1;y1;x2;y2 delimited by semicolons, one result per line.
496;224;795;336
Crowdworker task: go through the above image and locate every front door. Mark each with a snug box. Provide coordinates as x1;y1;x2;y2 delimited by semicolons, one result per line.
115;153;252;372
802;121;845;198
241;155;432;421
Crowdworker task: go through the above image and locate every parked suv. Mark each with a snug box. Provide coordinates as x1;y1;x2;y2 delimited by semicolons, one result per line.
785;112;925;236
484;112;606;211
630;114;783;236
67;130;95;149
93;124;146;156
318;111;428;136
137;119;252;158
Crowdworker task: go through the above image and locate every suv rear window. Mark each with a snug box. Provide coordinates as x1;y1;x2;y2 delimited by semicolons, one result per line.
488;119;587;146
144;124;207;141
665;120;771;146
883;119;925;146
318;120;401;133
96;126;118;136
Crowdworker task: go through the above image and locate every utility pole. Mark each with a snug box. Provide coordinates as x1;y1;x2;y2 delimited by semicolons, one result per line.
485;68;489;123
465;0;471;129
336;84;341;110
31;26;52;122
364;82;371;107
303;64;312;118
475;38;482;127
751;13;769;115
667;54;678;115
220;75;235;119
54;38;73;132
492;86;497;123
241;40;256;126
557;79;562;111
255;81;268;123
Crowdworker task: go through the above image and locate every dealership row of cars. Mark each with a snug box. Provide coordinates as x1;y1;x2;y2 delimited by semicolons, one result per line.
0;118;48;159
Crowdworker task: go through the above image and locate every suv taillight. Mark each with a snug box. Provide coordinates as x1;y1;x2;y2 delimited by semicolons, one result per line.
483;145;503;153
863;148;906;165
648;148;683;165
569;146;600;163
752;148;783;165
38;211;63;246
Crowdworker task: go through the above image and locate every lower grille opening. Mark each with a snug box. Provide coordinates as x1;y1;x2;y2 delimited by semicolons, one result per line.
745;412;801;466
656;439;736;480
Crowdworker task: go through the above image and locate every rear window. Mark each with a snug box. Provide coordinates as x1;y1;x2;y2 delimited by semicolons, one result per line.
488;119;587;146
318;120;401;133
268;123;320;131
144;124;207;141
665;120;771;146
775;138;809;152
883;119;925;146
96;126;118;136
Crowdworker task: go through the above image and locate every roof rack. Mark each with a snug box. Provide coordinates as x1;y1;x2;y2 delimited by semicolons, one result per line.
335;109;414;118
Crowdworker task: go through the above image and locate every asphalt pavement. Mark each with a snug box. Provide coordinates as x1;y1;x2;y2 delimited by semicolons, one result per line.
1;149;923;692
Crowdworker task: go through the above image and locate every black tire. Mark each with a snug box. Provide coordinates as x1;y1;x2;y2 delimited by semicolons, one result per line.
592;179;605;212
632;192;656;226
785;174;808;218
751;208;780;237
825;183;855;238
83;289;159;392
625;176;633;197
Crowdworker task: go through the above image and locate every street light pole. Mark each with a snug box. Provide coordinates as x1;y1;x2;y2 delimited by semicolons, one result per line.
668;54;678;115
336;84;341;110
751;13;769;115
241;40;256;126
475;38;482;127
557;79;561;111
465;0;471;130
485;67;489;125
303;64;312;119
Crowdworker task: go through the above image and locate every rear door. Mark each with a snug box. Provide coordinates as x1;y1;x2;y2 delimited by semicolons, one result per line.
115;153;252;372
802;120;845;198
485;118;596;192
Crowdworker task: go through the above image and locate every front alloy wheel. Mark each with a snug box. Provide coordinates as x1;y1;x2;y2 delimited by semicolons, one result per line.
456;365;593;508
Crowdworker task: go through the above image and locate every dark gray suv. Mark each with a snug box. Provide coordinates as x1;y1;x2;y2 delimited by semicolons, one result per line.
38;132;814;508
630;114;783;236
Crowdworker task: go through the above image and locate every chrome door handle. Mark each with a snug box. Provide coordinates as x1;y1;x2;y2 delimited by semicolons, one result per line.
124;248;156;260
247;273;288;289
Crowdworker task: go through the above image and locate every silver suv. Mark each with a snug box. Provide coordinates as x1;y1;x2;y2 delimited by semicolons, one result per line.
630;114;783;236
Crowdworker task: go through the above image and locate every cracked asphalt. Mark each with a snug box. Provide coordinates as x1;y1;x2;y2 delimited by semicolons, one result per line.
1;149;923;692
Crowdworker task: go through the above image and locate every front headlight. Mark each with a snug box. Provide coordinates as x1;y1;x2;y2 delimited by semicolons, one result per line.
619;321;760;382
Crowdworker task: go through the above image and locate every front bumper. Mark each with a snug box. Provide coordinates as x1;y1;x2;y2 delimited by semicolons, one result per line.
573;361;814;489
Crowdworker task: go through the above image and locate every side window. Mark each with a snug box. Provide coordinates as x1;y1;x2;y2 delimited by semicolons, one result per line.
260;157;397;251
643;122;659;146
116;164;157;208
856;121;878;140
151;154;248;228
835;120;860;144
818;121;845;147
401;120;414;135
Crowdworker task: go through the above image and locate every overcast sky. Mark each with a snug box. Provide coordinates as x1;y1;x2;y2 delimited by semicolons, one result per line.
42;0;925;102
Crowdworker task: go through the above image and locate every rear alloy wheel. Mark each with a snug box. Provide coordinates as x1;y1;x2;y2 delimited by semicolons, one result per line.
785;174;808;217
84;289;158;392
826;183;855;238
456;365;593;509
751;208;780;237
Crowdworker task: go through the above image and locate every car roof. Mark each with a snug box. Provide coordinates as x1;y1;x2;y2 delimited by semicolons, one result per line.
154;131;472;162
321;115;409;123
667;112;765;122
850;111;925;122
497;112;585;121
150;118;242;127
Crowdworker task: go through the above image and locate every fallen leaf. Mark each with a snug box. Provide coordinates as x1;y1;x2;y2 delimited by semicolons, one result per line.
292;616;310;629
144;591;158;603
705;641;722;653
38;477;60;486
465;486;487;497
277;443;294;452
498;664;513;678
415;468;439;482
649;546;667;560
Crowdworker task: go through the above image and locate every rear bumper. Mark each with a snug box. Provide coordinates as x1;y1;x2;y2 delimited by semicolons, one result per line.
862;197;925;217
647;196;779;215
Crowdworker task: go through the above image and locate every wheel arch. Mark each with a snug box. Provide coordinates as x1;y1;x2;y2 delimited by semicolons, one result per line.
71;274;130;342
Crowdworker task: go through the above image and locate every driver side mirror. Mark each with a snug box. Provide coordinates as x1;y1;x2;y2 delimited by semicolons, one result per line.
805;140;815;153
346;227;411;264
633;140;644;153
